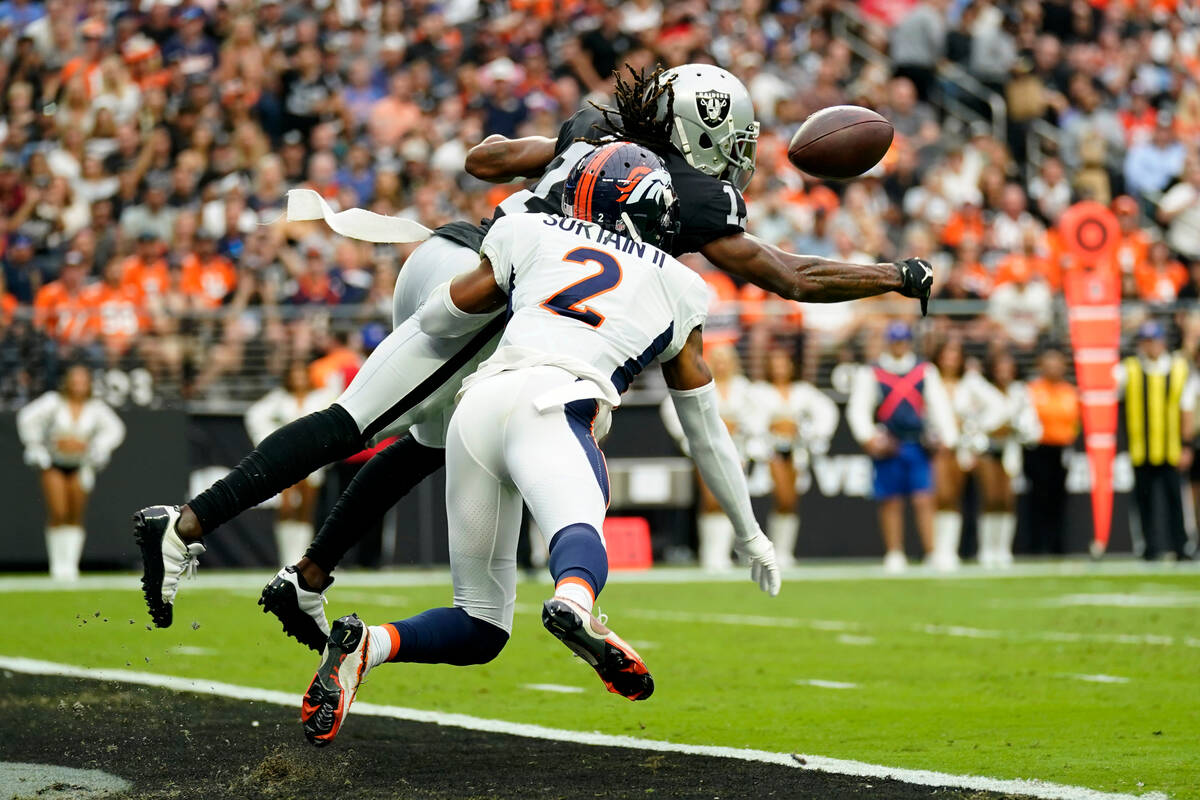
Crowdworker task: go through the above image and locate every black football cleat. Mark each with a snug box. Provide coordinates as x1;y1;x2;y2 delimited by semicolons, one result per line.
133;505;205;628
259;566;333;652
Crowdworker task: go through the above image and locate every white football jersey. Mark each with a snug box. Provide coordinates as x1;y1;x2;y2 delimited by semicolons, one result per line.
470;212;709;406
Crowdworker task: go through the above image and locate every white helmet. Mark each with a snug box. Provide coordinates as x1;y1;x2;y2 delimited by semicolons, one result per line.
656;64;760;191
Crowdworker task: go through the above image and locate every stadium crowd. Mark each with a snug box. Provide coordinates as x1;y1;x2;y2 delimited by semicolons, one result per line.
0;0;1198;406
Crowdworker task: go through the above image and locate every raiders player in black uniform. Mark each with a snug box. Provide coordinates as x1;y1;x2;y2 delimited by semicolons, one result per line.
133;64;933;647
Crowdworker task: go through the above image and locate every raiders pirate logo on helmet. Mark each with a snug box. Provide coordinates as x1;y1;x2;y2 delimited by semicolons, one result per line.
694;90;731;127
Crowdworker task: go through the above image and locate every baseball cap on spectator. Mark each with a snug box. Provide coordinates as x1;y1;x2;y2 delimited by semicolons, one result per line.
886;321;913;342
480;57;524;87
136;230;160;243
63;251;85;267
9;234;32;249
1138;321;1165;340
179;7;205;22
282;130;304;147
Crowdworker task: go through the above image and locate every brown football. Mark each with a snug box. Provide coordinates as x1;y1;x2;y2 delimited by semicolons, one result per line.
787;105;894;180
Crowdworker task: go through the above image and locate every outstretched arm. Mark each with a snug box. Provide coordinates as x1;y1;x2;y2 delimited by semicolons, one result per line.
465;134;557;183
701;231;933;314
661;327;780;596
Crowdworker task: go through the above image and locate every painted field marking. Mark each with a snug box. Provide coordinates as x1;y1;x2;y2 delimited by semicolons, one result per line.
836;634;876;646
0;556;1194;594
919;623;1200;649
0;761;131;799
521;683;586;694
0;655;1167;800
165;645;218;656
796;679;859;689
1063;673;1132;685
1047;592;1200;608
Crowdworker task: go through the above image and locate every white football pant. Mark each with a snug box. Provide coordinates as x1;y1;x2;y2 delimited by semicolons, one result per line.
445;366;610;633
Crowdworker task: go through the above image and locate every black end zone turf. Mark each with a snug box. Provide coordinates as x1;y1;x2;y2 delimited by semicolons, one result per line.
0;673;1029;800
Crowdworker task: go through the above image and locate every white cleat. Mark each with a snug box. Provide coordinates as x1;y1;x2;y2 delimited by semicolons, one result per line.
882;550;908;573
301;614;371;747
133;505;205;628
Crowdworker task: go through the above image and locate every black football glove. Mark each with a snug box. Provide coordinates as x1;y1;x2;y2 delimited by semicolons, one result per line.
895;257;933;316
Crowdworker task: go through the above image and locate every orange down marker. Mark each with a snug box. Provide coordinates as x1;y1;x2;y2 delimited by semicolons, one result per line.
1059;202;1122;553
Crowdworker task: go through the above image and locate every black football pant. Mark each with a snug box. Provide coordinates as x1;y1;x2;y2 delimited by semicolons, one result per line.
1024;445;1068;554
1132;464;1188;560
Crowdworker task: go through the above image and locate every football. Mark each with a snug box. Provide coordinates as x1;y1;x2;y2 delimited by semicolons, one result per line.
787;105;894;180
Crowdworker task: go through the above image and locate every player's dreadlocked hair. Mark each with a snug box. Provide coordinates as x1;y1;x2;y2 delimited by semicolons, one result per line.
587;64;676;153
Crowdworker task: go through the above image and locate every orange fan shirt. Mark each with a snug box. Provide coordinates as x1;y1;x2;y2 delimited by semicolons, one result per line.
181;254;237;308
121;255;171;298
83;282;146;349
34;281;94;343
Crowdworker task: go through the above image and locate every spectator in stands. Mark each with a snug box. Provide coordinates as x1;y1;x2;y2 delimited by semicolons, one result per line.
1027;157;1072;225
1136;241;1188;306
1158;159;1200;261
16;363;125;580
118;172;176;244
1111;196;1153;289
989;183;1041;254
988;236;1054;349
1025;349;1079;555
33;252;97;361
889;0;946;101
3;234;41;304
1124;112;1187;202
1116;322;1193;561
85;258;145;365
1060;74;1126;195
847;322;957;572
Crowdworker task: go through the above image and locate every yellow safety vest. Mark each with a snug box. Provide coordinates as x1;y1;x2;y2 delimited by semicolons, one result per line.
1125;354;1189;466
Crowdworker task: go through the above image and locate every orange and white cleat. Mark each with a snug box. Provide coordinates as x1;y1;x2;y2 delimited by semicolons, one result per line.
541;597;654;701
301;614;370;747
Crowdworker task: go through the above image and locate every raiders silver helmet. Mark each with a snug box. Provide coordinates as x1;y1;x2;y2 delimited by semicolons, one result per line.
656;64;760;191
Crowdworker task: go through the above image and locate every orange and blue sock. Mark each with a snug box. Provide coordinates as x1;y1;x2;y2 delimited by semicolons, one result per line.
548;523;608;613
371;607;508;667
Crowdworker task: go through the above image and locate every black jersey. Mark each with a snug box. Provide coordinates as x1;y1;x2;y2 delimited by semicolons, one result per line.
432;108;747;257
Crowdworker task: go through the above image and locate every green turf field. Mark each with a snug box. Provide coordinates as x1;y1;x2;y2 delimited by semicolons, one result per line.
5;565;1198;799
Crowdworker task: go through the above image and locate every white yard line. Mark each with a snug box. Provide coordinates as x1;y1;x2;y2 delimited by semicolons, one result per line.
1062;673;1132;684
521;683;586;694
918;624;1200;649
0;655;1168;800
0;557;1195;593
796;679;859;689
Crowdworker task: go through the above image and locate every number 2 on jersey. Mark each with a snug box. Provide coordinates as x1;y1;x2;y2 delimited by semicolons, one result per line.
541;247;622;328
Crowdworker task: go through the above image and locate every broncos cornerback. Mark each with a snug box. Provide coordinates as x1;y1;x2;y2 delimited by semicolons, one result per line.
299;143;781;747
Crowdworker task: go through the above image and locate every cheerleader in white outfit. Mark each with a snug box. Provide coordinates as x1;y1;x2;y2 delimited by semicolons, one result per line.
17;365;125;580
931;339;1009;570
245;361;339;564
977;351;1041;567
661;343;755;570
751;347;839;567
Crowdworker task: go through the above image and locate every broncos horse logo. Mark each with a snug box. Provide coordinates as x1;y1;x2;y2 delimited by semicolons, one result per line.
615;166;653;202
616;167;673;206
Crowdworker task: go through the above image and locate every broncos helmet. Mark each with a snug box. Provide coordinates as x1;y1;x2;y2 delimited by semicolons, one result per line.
561;142;681;250
655;64;759;191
